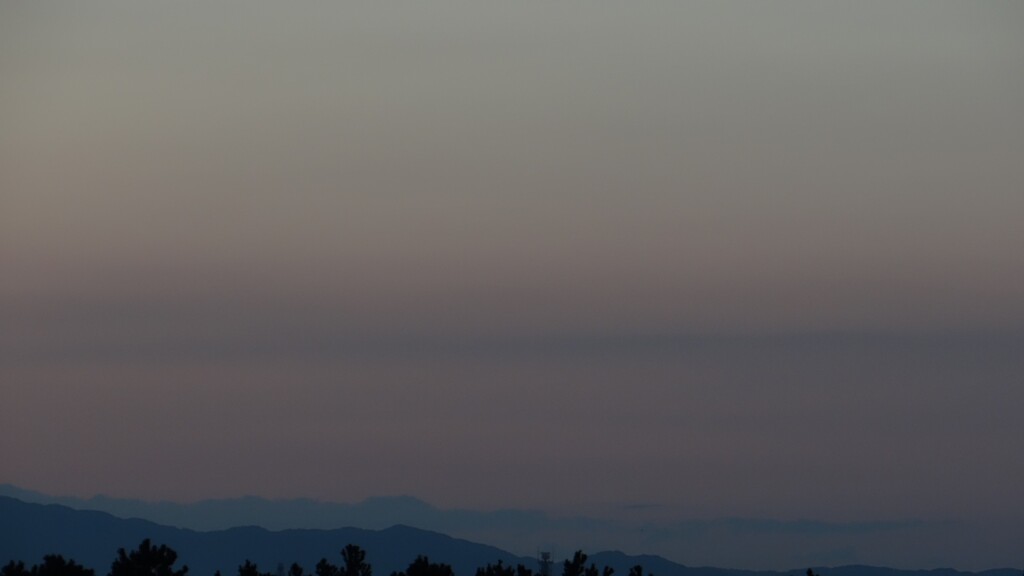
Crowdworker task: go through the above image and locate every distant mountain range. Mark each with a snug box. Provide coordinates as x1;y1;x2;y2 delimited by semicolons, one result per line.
3;486;1020;571
0;484;553;534
0;495;522;576
4;485;706;566
0;484;579;562
0;496;1018;576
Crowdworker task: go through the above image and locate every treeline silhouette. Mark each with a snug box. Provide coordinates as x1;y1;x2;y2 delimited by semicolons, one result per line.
1;541;663;576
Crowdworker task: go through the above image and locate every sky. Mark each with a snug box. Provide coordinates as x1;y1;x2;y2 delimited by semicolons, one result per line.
1;1;1023;570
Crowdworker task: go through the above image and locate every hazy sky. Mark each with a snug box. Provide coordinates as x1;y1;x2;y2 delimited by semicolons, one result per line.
1;1;1023;569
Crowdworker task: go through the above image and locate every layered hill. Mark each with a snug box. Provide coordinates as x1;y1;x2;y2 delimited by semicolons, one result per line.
1;497;1017;576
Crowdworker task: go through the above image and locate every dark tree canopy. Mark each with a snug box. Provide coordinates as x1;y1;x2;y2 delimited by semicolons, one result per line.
562;550;614;576
562;552;587;576
7;541;651;576
476;561;513;576
3;558;94;576
315;559;339;576
391;556;453;576
237;561;275;576
341;545;371;576
2;561;29;576
109;540;187;576
34;556;94;576
476;559;537;576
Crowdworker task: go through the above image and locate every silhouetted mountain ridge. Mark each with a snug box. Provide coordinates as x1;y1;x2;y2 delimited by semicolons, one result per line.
0;496;523;576
0;497;1017;576
0;484;552;536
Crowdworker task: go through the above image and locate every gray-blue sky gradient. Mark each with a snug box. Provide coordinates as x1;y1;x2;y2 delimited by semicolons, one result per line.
1;1;1023;569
